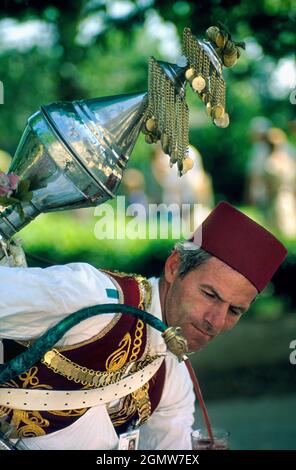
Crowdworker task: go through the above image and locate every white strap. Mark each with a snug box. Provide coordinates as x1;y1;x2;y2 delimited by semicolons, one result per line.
0;356;164;411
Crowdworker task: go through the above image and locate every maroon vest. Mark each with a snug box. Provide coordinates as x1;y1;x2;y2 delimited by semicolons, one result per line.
0;270;166;439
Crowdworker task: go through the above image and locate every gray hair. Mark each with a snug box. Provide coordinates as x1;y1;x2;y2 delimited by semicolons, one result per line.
174;241;212;278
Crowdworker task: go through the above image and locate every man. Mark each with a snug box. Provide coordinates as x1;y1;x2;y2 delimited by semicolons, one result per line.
0;202;287;450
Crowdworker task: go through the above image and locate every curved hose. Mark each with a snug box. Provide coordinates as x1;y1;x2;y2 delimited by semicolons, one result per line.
0;303;167;384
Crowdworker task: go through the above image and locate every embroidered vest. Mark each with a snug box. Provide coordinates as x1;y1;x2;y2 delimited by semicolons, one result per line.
0;270;166;439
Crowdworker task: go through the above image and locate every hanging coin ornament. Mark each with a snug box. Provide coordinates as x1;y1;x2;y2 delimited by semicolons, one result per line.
144;56;189;175
214;112;230;128
206;26;220;43
215;30;228;48
191;75;206;93
182;156;194;175
182;27;226;130
205;22;245;69
142;24;244;175
185;67;195;81
211;104;225;120
223;54;238;67
145;117;158;132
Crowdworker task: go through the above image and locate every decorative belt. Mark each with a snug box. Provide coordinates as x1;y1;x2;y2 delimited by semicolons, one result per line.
0;355;164;411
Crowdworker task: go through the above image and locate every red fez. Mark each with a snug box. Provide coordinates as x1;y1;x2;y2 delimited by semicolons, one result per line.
193;201;287;292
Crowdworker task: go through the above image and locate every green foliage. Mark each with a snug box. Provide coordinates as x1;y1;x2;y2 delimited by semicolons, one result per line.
0;0;295;201
20;210;175;277
248;295;288;320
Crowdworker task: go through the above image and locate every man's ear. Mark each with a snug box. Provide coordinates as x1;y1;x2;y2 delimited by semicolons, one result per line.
164;251;180;284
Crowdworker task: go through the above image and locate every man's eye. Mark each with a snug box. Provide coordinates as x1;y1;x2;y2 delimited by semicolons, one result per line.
229;308;241;316
203;291;215;298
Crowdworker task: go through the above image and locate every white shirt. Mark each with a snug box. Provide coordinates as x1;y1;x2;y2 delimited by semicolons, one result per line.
0;263;194;450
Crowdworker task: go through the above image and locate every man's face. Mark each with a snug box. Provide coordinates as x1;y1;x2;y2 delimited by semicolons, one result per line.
162;253;258;353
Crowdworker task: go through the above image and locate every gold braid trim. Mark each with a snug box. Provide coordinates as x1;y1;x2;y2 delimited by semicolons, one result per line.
107;382;151;427
1;272;155;436
131;382;151;425
107;394;137;427
0;367;87;438
103;270;151;367
105;332;132;372
40;270;153;386
100;270;154;426
129;320;144;363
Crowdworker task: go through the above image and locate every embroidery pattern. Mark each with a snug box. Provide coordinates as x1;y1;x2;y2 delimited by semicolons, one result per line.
0;271;154;436
0;367;50;438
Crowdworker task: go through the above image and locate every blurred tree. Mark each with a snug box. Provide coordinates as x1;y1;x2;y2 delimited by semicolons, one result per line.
0;0;295;201
1;0;295;58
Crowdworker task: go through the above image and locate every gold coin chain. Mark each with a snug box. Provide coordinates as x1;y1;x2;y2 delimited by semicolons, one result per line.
42;349;158;388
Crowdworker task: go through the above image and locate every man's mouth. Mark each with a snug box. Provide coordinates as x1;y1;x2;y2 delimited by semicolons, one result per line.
185;324;212;352
192;324;213;339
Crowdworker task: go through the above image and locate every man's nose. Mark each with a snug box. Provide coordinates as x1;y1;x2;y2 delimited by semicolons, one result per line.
203;303;228;336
